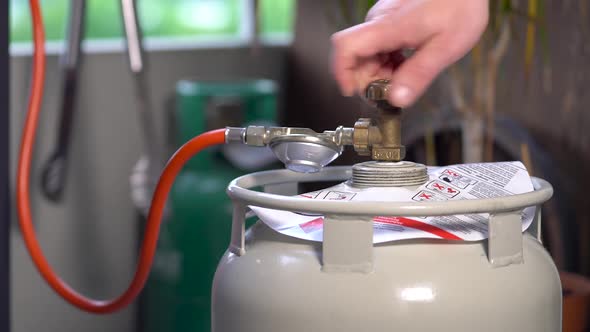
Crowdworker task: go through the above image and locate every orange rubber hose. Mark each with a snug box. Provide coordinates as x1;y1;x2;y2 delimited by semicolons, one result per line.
17;0;226;313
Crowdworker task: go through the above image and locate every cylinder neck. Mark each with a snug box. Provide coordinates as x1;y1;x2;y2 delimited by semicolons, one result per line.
351;161;428;188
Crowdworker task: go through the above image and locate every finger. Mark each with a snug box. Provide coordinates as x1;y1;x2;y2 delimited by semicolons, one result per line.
387;39;457;108
331;20;410;96
353;50;405;93
352;56;383;95
329;47;356;96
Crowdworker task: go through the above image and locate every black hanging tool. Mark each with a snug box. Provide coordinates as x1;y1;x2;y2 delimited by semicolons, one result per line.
40;0;86;202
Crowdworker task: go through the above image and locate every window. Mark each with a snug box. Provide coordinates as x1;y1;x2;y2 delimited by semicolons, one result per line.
259;0;294;40
10;0;295;52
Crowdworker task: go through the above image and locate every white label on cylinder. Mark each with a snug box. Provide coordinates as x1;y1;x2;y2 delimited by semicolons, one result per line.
249;161;535;243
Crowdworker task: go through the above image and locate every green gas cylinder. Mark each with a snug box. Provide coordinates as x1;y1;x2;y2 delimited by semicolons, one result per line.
142;79;278;332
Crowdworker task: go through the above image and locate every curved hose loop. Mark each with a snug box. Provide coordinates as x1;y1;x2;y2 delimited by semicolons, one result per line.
17;0;226;313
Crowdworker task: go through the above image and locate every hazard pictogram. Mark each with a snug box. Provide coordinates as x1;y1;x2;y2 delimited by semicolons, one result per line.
299;190;322;199
426;180;460;198
323;191;357;201
439;169;477;189
412;190;446;202
433;183;445;191
420;192;432;199
443;169;459;177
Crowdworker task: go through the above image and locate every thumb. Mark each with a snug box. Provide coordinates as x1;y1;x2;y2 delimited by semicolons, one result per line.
387;40;456;108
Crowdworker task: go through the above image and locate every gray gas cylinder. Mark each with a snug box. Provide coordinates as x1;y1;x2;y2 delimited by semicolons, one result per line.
212;164;561;332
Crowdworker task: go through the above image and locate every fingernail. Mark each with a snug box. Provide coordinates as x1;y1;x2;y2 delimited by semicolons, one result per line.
390;85;413;107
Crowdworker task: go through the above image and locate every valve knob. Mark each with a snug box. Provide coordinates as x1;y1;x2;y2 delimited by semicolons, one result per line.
364;79;401;112
365;79;390;102
356;79;406;162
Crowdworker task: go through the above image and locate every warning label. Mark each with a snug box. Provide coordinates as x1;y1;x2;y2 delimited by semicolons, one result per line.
412;190;447;202
323;191;357;201
299;191;322;199
439;169;477;189
250;161;536;243
299;190;356;201
425;180;460;198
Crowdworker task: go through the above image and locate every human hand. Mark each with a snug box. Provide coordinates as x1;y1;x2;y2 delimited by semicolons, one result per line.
331;0;489;107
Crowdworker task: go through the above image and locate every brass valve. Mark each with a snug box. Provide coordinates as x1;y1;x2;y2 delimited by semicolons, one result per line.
353;79;406;162
225;79;406;173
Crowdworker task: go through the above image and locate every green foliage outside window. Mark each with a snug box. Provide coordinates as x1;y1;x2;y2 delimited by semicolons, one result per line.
10;0;294;43
259;0;294;36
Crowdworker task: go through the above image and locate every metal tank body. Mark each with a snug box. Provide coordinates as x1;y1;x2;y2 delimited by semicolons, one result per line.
211;166;562;332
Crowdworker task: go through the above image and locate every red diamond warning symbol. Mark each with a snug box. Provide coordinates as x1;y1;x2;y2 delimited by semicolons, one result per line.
412;190;446;202
426;180;460;198
420;192;432;200
433;183;445;191
446;187;458;194
443;169;459;177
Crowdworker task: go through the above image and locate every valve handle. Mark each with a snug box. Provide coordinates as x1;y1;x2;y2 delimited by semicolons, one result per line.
364;79;401;112
358;79;406;162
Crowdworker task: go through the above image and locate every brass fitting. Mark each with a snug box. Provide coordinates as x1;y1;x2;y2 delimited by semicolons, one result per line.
352;79;406;162
353;118;370;156
353;118;381;156
226;79;406;166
